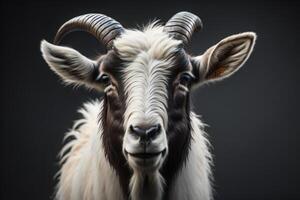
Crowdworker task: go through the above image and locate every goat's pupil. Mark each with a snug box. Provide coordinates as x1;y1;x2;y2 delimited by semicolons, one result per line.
103;76;110;86
179;73;194;86
97;74;111;86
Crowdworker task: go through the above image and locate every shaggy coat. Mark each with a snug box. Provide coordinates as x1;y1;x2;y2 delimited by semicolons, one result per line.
55;100;211;200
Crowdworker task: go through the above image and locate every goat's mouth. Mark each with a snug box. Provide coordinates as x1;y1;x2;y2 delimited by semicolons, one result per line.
125;149;167;159
125;149;167;171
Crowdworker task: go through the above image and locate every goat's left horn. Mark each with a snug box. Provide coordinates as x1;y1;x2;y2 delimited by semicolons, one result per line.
164;11;202;45
54;13;124;49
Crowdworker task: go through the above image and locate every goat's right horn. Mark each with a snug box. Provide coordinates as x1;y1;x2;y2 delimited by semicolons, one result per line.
54;13;124;49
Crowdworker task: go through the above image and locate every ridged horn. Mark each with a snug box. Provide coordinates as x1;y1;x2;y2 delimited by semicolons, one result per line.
164;11;203;45
54;13;124;49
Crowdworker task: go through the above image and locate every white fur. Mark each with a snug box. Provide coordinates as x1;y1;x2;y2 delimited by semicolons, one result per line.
55;100;212;200
115;25;181;128
55;100;124;200
113;25;182;200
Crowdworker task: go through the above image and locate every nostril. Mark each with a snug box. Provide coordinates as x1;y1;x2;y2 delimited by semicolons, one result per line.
130;125;146;136
147;124;161;139
129;125;135;134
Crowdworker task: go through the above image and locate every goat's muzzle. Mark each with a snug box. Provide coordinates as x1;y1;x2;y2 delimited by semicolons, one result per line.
123;123;168;172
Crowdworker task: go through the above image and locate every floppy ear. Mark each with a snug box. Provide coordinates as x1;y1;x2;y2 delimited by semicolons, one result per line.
191;32;256;86
40;40;102;90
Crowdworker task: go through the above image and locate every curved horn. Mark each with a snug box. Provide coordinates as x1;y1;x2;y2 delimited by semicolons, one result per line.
54;13;124;49
164;11;203;45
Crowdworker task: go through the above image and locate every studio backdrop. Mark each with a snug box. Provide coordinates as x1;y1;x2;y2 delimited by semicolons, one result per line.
1;0;299;200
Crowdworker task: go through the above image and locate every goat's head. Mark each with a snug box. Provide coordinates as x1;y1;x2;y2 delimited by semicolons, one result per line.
41;11;256;184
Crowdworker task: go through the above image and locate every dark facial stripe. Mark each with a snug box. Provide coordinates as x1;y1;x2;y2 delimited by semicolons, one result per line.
161;76;192;199
99;50;133;199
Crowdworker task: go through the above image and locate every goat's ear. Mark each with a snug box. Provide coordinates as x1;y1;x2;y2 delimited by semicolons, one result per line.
40;40;102;90
191;32;256;86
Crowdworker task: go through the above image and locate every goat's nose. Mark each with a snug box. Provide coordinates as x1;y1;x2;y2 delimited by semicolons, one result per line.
129;124;161;144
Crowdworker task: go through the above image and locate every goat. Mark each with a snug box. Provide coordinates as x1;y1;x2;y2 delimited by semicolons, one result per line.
40;11;256;200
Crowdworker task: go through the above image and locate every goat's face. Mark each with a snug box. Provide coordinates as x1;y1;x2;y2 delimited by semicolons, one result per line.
41;12;256;173
115;27;189;172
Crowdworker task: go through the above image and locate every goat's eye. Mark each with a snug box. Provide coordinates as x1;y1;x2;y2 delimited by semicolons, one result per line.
179;72;194;86
96;73;111;87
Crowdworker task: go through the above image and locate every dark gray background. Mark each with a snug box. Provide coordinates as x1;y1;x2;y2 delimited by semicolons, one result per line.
1;0;299;199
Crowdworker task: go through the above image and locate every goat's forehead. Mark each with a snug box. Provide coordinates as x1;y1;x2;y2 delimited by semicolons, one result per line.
113;25;182;62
